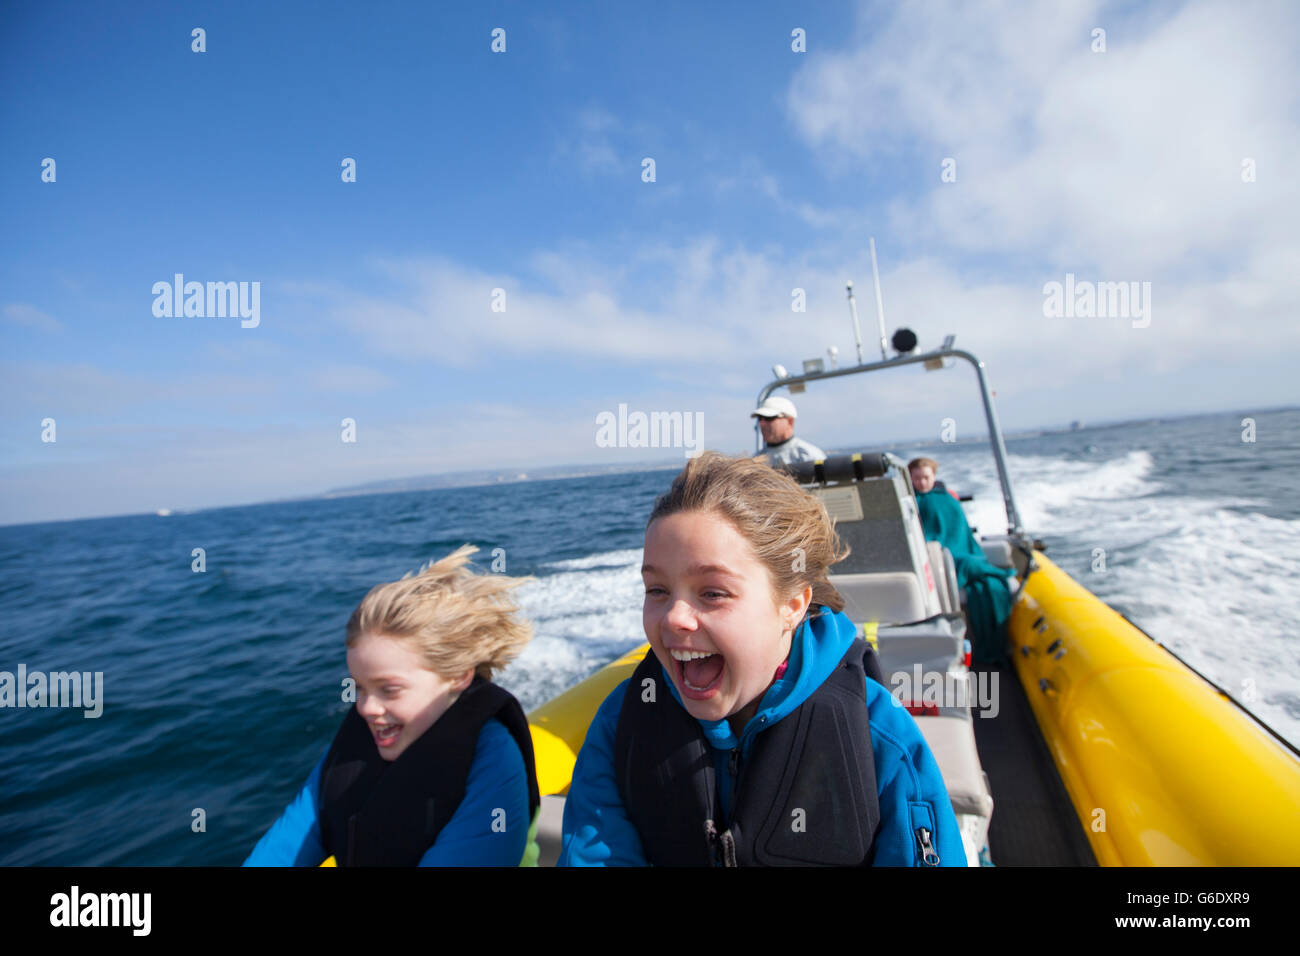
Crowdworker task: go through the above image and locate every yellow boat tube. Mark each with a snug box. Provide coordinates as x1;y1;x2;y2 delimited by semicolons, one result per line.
527;643;650;797
1009;550;1300;866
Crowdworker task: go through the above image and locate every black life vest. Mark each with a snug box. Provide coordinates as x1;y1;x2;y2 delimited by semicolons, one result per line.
319;678;540;867
613;638;882;866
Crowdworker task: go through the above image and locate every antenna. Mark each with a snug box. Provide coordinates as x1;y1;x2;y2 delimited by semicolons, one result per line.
845;281;865;366
869;237;888;361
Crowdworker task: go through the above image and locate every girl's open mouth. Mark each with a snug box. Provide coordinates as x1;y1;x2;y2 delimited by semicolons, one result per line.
372;722;403;747
669;648;725;698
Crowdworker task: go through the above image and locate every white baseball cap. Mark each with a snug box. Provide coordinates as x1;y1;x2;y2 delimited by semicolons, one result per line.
751;396;798;419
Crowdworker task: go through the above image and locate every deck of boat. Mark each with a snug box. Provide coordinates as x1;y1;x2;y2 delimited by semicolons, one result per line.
972;662;1098;866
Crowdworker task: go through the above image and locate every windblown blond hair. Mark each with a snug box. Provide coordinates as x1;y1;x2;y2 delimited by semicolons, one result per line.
345;545;534;682
647;451;849;617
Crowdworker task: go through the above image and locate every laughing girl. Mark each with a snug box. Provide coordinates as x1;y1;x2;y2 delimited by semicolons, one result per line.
558;452;964;866
244;546;540;866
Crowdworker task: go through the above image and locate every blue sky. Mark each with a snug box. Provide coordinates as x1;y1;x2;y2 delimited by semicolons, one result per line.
3;0;1298;524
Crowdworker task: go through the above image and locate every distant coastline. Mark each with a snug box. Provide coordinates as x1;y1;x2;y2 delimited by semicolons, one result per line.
321;459;684;498
320;404;1295;499
3;405;1294;529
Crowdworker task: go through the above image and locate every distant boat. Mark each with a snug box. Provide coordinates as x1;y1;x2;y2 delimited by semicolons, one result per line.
155;509;172;517
1069;420;1083;430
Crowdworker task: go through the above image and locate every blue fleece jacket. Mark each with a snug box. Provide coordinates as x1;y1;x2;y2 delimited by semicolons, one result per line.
242;718;529;866
558;608;967;866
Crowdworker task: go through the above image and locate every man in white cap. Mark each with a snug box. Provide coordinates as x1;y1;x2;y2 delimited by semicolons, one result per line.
752;396;826;466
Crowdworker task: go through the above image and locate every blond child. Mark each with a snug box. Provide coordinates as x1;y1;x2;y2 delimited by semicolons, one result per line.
244;545;540;866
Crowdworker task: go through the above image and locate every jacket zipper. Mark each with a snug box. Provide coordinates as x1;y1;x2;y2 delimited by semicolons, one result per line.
915;826;940;866
705;748;741;868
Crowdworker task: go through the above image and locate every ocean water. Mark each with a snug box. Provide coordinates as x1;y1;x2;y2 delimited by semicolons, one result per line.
0;407;1296;865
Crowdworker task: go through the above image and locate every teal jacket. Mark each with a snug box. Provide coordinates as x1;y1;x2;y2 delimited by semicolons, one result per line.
916;488;1017;663
558;608;967;866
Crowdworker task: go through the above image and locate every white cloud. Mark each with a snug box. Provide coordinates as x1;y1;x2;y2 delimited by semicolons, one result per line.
3;303;64;333
0;361;274;418
712;155;844;228
294;247;803;369
787;0;1300;276
298;214;1300;396
556;106;625;176
305;364;393;393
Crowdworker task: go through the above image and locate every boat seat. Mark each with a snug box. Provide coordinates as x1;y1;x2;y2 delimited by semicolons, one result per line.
797;452;943;624
831;571;932;626
877;615;962;652
873;616;968;719
980;539;1015;570
913;715;995;821
536;794;566;867
926;541;961;617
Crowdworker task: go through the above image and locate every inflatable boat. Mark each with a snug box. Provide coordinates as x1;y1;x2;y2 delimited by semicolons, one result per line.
526;338;1300;866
